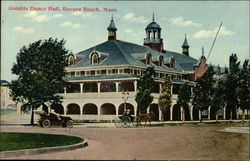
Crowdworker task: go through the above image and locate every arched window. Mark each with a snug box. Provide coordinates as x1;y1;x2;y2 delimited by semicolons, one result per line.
69;56;74;66
90;52;99;64
146;53;152;65
170;57;175;68
159;55;164;66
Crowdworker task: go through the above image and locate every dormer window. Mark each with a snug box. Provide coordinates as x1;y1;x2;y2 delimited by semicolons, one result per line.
67;54;75;66
146;53;152;65
159;55;164;66
90;51;100;64
170;57;175;68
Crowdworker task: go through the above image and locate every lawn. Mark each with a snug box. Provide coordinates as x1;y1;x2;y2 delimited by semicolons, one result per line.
0;132;83;152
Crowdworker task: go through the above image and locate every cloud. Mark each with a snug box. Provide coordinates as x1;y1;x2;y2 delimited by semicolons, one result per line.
13;26;34;34
124;29;133;33
24;11;63;23
123;13;149;23
71;11;93;17
193;26;234;38
60;21;81;29
169;17;201;27
53;14;64;18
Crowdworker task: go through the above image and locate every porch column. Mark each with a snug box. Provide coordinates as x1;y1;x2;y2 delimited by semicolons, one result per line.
170;106;173;121
115;82;119;93
80;83;83;94
80;105;83;115
199;110;201;121
180;107;183;121
64;87;67;94
171;84;173;94
97;82;101;94
147;106;150;114
159;83;162;93
159;107;162;121
190;104;193;121
97;106;100;122
116;107;118;117
236;108;239;120
208;106;211;120
134;80;137;92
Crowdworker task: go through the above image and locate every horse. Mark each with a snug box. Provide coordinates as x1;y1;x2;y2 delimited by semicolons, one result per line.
134;111;155;127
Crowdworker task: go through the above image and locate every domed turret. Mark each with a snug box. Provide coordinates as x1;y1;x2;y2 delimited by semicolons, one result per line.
143;13;163;52
107;15;117;41
182;34;190;56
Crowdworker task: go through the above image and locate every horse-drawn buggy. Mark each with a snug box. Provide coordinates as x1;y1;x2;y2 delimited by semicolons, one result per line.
114;109;154;128
35;110;74;128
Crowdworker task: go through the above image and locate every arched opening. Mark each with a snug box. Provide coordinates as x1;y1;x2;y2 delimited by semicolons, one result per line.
163;107;170;121
146;53;152;65
83;103;98;115
159;55;164;66
69;56;74;66
183;105;191;121
173;104;181;121
118;103;135;115
67;103;80;115
149;104;159;121
226;107;237;120
192;107;199;120
100;103;116;115
210;106;216;120
51;103;64;114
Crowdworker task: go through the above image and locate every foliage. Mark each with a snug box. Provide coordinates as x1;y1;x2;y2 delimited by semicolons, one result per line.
158;76;172;121
177;82;191;110
9;38;68;124
0;132;83;152
238;59;250;111
135;66;155;113
224;54;240;116
211;76;227;114
192;65;215;121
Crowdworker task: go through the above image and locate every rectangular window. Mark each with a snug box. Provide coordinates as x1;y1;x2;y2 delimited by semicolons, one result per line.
156;72;159;77
80;71;85;76
101;70;107;75
86;71;91;76
119;69;124;74
76;71;80;76
112;69;118;74
124;68;130;74
70;72;75;76
91;70;95;75
108;69;112;74
96;70;101;75
134;69;137;75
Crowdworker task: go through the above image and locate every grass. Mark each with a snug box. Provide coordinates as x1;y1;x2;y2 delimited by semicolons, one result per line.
0;132;83;152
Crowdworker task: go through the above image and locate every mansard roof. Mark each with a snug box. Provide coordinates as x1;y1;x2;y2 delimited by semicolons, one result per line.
69;40;198;72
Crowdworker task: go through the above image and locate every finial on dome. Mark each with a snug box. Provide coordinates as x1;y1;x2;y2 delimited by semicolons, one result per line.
202;46;204;56
152;12;155;22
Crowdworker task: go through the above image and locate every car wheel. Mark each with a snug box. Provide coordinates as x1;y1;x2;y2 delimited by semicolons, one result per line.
42;119;51;128
66;120;74;128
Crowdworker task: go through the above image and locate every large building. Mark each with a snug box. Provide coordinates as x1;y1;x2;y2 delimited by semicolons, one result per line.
55;15;210;121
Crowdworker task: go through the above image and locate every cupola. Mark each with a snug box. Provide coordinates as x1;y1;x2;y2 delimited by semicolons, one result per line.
182;34;190;56
107;15;117;41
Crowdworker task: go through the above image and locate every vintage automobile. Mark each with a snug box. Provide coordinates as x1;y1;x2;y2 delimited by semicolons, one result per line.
35;110;74;128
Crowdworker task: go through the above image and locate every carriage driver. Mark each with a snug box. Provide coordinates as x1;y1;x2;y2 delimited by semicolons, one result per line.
122;109;133;121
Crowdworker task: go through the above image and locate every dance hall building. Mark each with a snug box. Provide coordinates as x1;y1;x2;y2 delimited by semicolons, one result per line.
54;15;212;122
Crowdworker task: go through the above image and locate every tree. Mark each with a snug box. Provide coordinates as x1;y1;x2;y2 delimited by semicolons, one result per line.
10;38;68;125
224;54;240;120
158;76;172;123
238;59;250;125
135;66;155;114
211;76;227;122
177;82;191;122
192;65;215;122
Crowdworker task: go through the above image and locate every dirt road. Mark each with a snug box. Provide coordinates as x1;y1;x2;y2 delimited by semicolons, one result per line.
1;124;249;160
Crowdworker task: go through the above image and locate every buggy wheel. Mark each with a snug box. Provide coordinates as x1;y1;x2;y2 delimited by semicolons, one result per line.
66;120;74;128
114;117;122;128
121;116;131;128
42;119;50;128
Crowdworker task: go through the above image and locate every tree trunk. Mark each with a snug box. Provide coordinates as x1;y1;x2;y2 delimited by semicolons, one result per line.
162;111;164;125
30;106;34;125
230;109;232;120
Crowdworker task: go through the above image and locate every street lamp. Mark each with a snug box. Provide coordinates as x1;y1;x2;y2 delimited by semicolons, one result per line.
122;90;129;112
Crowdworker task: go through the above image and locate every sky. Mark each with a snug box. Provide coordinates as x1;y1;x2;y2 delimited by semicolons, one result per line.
1;1;249;82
